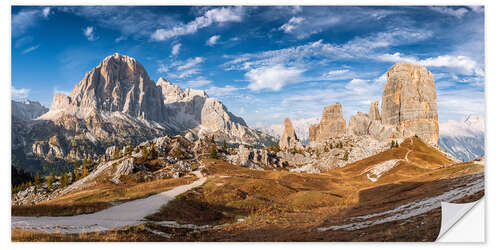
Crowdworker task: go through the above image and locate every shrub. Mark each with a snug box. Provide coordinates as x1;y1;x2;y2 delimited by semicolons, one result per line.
210;145;218;159
46;172;54;190
113;148;120;160
34;172;41;189
82;161;88;178
60;173;68;188
343;151;349;161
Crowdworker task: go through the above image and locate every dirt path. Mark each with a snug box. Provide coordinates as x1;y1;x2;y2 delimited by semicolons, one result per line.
404;138;413;162
12;170;207;234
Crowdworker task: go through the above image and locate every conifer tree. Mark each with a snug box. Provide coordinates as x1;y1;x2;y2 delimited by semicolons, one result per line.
113;147;120;160
47;172;54;190
82;159;88;177
60;173;68;188
223;140;227;152
34;172;41;189
210;145;218;159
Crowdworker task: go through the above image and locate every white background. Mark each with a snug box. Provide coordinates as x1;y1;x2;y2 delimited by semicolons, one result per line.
1;0;497;249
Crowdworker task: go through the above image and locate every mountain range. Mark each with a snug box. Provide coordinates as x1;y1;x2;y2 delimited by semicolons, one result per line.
11;53;274;174
438;115;485;162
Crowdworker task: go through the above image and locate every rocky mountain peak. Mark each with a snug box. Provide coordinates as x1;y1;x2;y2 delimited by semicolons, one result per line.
309;103;347;143
45;53;165;122
279;118;303;149
381;62;438;144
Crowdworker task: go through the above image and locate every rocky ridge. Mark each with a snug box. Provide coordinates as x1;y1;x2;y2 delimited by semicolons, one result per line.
12;53;275;170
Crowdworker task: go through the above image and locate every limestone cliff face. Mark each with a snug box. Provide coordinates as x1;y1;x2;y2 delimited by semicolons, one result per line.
309;103;346;143
369;101;381;121
16;53;275;166
347;101;399;141
381;62;439;144
279;118;303;149
50;53;165;122
11;100;48;120
347;112;371;136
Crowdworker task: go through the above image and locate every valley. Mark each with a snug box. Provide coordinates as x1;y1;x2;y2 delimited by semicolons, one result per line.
11;54;484;242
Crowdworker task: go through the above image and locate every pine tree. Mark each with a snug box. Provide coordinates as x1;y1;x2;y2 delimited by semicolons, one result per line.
343;151;349;161
60;173;68;188
211;135;215;144
141;146;149;161
82;159;88;177
47;172;54;190
150;143;157;159
222;140;227;152
210;145;218;159
34;172;41;189
74;160;81;181
113;147;121;160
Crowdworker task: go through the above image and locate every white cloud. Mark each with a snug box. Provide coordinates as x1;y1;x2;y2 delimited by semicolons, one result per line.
206;35;220;46
83;26;98;41
223;28;432;71
171;43;181;56
157;64;169;73
279;16;305;33
151;7;243;41
206;85;241;97
42;7;51;18
245;65;305;91
322;69;355;80
12;8;51;37
161;57;205;78
11;87;30;99
115;36;126;43
185;77;212;88
377;52;483;76
177;57;204;71
22;45;40;54
373;74;387;85
429;6;469;19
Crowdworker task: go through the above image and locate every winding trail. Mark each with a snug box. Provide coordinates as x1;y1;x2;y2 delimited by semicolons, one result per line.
12;170;207;234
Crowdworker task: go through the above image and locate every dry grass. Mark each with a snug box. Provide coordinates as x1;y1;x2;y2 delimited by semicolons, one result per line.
11;224;160;242
148;159;355;226
13;175;196;217
12;137;485;242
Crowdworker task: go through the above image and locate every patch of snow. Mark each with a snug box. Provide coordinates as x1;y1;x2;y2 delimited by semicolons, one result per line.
289;164;320;174
362;160;400;182
317;173;484;232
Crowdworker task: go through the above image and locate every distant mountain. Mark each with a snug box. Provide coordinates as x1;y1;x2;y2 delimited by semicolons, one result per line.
254;117;320;144
438;115;485;162
11;100;48;120
12;53;275;174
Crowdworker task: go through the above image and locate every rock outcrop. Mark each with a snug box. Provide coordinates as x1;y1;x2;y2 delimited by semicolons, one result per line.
347;101;398;141
381;62;439;144
11;100;48;120
309;103;346;143
347;112;371;136
13;53;276;171
279;118;303;149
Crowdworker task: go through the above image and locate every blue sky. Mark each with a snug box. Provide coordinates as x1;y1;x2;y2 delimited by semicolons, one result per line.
11;6;484;127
